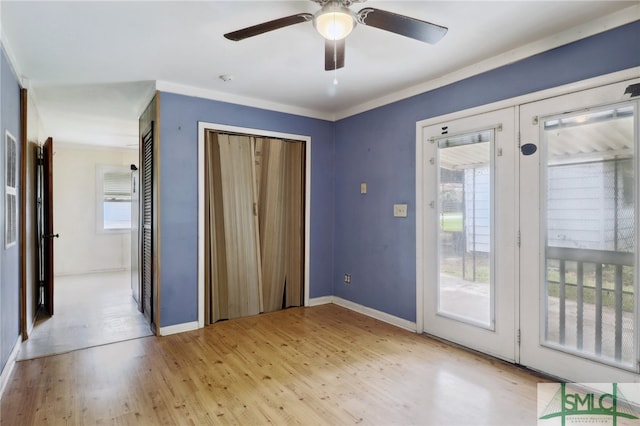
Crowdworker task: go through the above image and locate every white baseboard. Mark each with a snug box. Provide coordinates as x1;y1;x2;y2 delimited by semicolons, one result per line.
54;268;130;277
307;296;333;306
27;316;36;337
159;321;199;336
308;295;417;333
0;335;22;399
161;298;415;336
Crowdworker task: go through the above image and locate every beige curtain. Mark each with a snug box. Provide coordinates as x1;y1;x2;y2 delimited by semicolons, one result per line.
257;138;288;312
205;132;304;322
256;138;305;311
284;141;305;307
205;132;262;323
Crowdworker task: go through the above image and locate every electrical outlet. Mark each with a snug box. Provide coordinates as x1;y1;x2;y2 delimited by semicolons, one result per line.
344;273;351;284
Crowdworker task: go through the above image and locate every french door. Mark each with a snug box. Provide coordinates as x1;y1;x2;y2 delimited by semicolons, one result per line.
520;79;640;382
420;77;640;380
421;107;517;362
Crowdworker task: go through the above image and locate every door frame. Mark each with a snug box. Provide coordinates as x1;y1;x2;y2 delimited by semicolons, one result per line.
19;88;28;339
416;67;640;366
196;122;312;328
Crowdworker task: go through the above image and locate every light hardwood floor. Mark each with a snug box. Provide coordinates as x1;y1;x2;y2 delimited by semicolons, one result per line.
18;271;152;360
2;304;548;425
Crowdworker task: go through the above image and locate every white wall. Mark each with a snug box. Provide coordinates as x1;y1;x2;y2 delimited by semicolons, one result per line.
53;143;137;276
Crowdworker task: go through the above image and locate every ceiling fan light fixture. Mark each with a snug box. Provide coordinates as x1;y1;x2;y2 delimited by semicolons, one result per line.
314;3;355;40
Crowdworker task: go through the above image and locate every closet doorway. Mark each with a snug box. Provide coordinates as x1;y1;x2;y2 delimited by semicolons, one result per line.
197;124;311;326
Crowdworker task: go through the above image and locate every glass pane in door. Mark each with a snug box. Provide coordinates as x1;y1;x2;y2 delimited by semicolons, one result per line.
437;130;494;328
543;104;636;369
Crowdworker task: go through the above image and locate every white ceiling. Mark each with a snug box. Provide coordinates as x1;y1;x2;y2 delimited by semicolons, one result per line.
1;0;638;148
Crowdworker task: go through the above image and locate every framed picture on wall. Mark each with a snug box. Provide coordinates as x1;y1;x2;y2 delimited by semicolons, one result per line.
5;131;17;248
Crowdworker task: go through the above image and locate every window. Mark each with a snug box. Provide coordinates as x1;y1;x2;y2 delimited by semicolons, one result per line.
97;165;131;231
5;131;17;247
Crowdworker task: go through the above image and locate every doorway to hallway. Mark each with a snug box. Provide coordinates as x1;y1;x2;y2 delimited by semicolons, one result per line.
19;271;152;360
22;142;151;360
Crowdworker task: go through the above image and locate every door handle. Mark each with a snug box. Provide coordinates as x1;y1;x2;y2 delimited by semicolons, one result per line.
44;233;59;239
521;143;537;156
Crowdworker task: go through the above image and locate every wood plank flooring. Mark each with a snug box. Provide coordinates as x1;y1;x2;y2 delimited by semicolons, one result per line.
2;304;548;425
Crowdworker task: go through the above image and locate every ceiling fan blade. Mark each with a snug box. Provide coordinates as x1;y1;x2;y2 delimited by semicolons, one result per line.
325;39;345;71
357;8;448;44
224;13;313;41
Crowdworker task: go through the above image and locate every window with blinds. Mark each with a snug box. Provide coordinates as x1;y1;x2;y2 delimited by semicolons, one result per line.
97;165;132;231
5;131;17;248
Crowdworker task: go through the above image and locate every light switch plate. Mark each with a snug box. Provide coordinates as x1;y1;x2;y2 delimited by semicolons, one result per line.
394;204;408;217
360;183;367;194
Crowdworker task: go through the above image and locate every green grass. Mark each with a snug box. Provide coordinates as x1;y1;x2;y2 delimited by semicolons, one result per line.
547;262;635;312
440;213;463;232
547;280;634;313
440;254;491;284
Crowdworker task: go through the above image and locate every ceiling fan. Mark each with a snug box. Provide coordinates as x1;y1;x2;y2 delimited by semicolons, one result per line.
224;0;448;71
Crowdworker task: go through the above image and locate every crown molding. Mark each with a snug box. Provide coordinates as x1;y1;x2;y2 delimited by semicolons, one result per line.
155;80;335;122
334;3;640;120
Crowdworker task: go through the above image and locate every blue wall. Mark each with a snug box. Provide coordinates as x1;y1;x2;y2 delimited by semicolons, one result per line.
156;20;639;328
332;20;640;322
0;46;21;369
158;94;335;327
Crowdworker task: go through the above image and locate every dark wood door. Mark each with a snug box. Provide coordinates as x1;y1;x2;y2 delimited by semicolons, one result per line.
43;137;55;315
141;124;153;325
